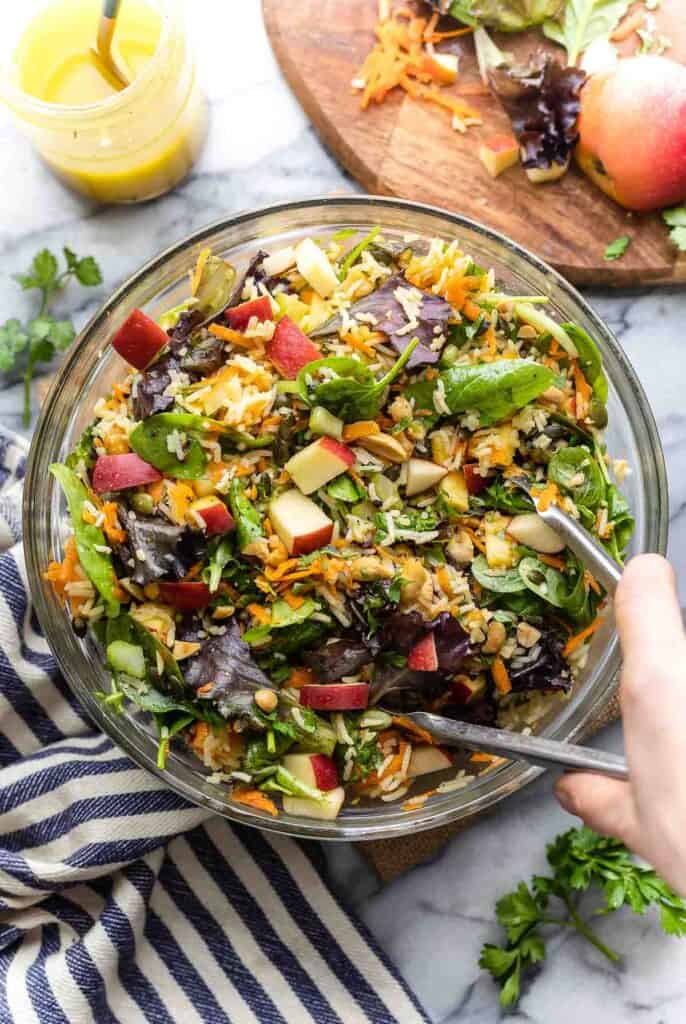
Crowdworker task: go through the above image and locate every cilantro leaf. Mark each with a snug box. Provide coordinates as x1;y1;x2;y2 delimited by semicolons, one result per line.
64;248;103;286
15;249;59;293
604;236;631;261
0;320;29;371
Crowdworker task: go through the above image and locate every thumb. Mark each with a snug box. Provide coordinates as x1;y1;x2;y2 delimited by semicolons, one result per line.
555;773;639;845
615;554;685;679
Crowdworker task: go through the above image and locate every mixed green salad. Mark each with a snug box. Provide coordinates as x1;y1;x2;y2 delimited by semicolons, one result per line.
47;227;632;820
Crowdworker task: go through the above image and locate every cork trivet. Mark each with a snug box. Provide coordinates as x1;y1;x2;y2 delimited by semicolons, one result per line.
361;694;621;882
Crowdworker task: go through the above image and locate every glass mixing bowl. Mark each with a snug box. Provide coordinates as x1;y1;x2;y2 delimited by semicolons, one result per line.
24;197;668;840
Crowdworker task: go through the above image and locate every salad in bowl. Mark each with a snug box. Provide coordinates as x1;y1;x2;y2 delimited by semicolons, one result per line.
45;224;634;822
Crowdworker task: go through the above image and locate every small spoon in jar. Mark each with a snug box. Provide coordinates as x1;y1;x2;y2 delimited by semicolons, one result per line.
91;0;130;91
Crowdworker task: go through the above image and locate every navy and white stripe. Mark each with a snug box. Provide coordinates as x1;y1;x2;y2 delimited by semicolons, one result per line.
0;428;428;1023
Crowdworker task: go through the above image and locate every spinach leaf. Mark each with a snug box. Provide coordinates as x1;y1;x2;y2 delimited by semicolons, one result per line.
407;359;555;428
106;612;187;698
558;556;601;626
243;598;318;645
518;556;568;609
129;413;208;479
547;446;605;510
604;484;635;563
297;337;419;422
470;478;534;515
49;463;120;617
472;554;527;594
374;507;440;545
228;479;264;551
561;323;608;404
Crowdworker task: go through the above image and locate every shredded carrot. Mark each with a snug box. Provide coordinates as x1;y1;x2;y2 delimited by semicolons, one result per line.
611;9;645;41
392;715;435;745
548;338;560;357
532;481;560;513
431;27;473;40
462;525;487;555
288;667;314;689
539;554;566;571
355;2;479;128
283;590;305;610
563;616;603;657
342;420;381;442
471;751;497;764
189;721;210;751
208;323;254;347
183;561;203;581
342;333;377;357
402;789;437;811
111;382;130;403
43;535;80;604
491;656;512;695
462;298;482;321
574;364;592;421
232;789;278;817
101;502;127;545
247;604;271;625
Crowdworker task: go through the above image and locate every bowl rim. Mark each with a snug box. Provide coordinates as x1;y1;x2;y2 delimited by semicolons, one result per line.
24;194;669;841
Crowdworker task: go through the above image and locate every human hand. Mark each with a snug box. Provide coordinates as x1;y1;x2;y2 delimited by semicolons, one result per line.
555;554;686;895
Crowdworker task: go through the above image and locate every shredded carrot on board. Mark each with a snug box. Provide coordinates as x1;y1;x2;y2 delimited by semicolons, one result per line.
232;789;278;817
491;656;512;695
563;617;603;656
354;3;479;128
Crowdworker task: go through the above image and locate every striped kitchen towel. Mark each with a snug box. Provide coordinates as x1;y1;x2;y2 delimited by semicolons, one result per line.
0;427;429;1024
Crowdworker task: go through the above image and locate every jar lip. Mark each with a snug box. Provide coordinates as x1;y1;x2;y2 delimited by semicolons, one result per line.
0;0;178;120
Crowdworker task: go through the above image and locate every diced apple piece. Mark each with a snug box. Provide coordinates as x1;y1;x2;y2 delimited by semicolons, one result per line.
285;437;354;495
407;634;438;672
463;463;489;495
485;518;515;570
158;581;212;611
190;497;236;536
283;753;340;792
92;453;162;494
451;674;487;704
422;51;459;85
299;683;370;711
262;246;296;277
295;238;339;298
405;458;448;497
225;296;272;329
111;309;169;370
479;133;519;178
439;469;470;512
507;513;565;554
525;156;570;185
283;786;345;820
407;745;453;777
266;316;321;378
269;489;333;555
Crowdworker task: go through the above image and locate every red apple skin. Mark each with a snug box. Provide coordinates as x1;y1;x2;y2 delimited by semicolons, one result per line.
318;437;355;468
158;581;212;611
407;634;439;672
92;453;162;493
299;683;370;711
225;296;273;330
111;309;169;370
196;501;236;536
577;56;686;212
291;522;334;556
310;754;340;791
266;317;321;378
463;464;489;495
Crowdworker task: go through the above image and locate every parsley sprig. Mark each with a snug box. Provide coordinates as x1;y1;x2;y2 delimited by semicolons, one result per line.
0;247;102;425
480;826;686;1009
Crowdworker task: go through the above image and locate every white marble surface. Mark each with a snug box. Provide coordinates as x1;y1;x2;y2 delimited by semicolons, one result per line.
2;3;686;1021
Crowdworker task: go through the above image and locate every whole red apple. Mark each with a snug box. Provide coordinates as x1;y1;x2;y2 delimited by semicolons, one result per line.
576;56;686;212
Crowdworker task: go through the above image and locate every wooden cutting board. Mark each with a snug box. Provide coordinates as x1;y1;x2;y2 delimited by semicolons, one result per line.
263;0;686;287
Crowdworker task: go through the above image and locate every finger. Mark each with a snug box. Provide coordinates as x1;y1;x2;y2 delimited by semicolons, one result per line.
615;554;685;679
554;773;639;845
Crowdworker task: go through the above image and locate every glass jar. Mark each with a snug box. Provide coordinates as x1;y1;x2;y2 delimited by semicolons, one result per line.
0;0;208;203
